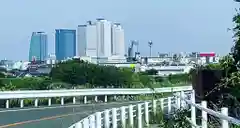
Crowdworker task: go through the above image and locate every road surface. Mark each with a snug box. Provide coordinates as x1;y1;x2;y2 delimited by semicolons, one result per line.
0;101;141;128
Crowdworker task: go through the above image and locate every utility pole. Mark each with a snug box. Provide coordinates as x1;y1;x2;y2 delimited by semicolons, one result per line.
148;41;153;57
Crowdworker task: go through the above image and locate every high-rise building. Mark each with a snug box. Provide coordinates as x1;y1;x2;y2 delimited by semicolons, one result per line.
96;18;112;57
28;32;48;61
77;19;125;58
55;29;76;60
86;22;98;57
112;23;125;57
77;25;87;57
77;21;98;57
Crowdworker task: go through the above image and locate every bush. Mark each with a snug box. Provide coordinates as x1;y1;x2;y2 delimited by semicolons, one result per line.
154;76;165;83
145;69;158;75
0;77;51;90
168;73;191;84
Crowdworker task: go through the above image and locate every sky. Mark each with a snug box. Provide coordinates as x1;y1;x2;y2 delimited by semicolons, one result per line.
0;0;238;60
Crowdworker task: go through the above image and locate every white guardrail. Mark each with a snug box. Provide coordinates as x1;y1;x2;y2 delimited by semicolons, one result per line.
69;90;240;128
0;86;192;109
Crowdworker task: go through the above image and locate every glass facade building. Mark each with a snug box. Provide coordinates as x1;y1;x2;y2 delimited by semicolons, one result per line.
28;32;48;61
55;29;76;60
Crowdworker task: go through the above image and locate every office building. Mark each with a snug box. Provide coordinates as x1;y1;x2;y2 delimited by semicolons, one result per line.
77;19;125;61
77;21;98;57
28;32;48;61
112;23;125;57
96;18;112;57
77;25;87;57
86;21;98;56
55;29;76;60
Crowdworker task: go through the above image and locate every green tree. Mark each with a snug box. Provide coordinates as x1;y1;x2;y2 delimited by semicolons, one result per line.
145;69;158;75
231;9;240;72
50;60;136;88
0;72;5;78
201;9;240;119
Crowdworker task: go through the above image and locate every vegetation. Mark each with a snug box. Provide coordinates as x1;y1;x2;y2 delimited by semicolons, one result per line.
179;8;240;127
200;9;240;119
0;60;191;91
147;108;191;128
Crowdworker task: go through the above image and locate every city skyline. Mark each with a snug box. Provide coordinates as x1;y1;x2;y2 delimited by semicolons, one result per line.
28;18;125;61
0;0;238;60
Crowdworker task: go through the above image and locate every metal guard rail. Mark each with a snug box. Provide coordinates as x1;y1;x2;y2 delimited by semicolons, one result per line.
0;86;192;99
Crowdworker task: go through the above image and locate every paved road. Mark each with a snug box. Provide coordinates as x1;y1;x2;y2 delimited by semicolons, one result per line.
0;101;141;128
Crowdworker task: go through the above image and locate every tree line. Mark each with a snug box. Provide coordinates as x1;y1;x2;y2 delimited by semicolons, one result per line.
0;59;191;91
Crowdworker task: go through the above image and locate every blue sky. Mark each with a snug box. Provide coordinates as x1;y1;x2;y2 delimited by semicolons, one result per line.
0;0;238;60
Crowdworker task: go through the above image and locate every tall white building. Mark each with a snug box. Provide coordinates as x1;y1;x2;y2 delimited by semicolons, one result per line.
77;19;125;59
77;21;98;57
96;18;112;57
77;25;87;56
86;22;97;57
112;23;125;57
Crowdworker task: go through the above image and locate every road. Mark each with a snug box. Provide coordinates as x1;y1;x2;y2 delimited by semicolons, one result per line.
0;101;141;128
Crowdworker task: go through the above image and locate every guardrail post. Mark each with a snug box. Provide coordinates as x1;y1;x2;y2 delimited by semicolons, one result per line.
191;90;196;127
89;115;95;128
180;91;185;108
73;97;76;104
104;95;107;102
61;97;64;105
121;106;126;128
144;102;149;127
95;96;98;103
34;99;38;107
84;96;87;104
153;100;157;116
160;98;164;111
112;108;117;128
20;99;24;108
176;92;181;109
83;118;89;128
221;107;229;128
96;112;101;128
6;100;9;108
75;121;83;128
201;101;207;128
137;104;142;128
48;98;51;106
129;104;134;127
104;109;110;128
168;97;171;115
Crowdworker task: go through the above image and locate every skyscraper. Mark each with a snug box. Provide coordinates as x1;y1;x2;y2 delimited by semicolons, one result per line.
77;19;125;58
112;23;125;57
96;18;112;57
28;32;48;61
77;25;87;57
77;21;97;57
55;29;76;60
